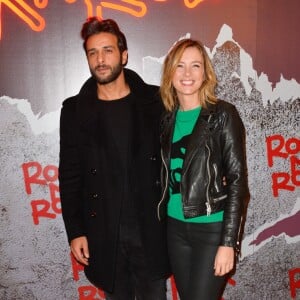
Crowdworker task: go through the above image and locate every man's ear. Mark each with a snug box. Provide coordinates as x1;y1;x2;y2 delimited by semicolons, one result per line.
122;50;128;66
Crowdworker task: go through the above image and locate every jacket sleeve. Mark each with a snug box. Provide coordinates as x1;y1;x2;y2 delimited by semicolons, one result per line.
220;103;249;248
58;98;86;243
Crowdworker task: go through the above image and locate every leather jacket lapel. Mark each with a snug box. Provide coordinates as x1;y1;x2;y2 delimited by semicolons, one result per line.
182;103;216;172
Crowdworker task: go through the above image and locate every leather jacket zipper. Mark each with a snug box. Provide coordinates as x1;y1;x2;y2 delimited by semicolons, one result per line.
205;144;212;216
213;163;220;193
235;215;244;262
157;148;169;221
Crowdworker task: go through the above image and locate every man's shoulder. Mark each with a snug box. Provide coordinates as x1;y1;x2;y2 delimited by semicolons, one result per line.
125;68;159;93
141;83;160;101
144;82;159;93
61;95;81;117
62;95;78;108
62;77;96;107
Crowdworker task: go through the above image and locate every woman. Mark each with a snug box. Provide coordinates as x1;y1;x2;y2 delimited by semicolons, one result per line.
158;39;249;299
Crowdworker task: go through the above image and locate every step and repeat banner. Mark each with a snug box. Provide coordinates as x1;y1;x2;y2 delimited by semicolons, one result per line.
0;1;299;299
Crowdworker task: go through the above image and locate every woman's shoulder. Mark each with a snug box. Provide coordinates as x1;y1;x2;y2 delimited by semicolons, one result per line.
215;99;236;111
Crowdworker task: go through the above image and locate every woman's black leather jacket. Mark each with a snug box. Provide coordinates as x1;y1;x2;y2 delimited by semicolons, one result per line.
158;100;249;248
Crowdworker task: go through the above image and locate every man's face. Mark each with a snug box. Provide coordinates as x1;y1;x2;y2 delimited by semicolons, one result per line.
86;32;128;84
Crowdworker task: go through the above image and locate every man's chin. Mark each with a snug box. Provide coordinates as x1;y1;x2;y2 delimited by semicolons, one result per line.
98;77;114;85
92;74;112;84
91;65;123;85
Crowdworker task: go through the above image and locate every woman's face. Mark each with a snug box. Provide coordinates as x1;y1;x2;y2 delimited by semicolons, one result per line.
172;46;205;109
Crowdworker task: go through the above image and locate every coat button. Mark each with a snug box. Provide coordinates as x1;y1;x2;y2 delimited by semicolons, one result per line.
155;180;161;186
150;155;157;161
92;193;98;199
91;168;97;175
90;211;97;217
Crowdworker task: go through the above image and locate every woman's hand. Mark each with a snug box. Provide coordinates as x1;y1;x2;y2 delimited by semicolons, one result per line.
214;246;234;276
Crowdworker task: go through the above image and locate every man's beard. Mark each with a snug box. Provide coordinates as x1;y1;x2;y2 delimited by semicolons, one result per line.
91;59;123;85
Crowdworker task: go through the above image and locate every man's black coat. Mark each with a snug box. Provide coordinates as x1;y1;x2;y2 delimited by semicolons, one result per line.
59;69;170;292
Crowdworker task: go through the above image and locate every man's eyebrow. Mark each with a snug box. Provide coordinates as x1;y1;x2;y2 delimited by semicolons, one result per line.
103;45;115;49
86;45;115;52
87;47;96;52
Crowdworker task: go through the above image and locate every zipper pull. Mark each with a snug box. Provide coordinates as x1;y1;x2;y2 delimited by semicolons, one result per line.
235;241;241;262
206;202;211;216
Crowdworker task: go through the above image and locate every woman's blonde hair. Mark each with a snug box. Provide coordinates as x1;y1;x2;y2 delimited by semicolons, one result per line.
160;39;218;112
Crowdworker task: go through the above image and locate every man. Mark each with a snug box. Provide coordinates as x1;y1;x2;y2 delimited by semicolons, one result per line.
59;17;170;299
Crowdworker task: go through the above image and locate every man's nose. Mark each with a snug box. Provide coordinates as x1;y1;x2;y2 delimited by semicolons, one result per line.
97;51;104;63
